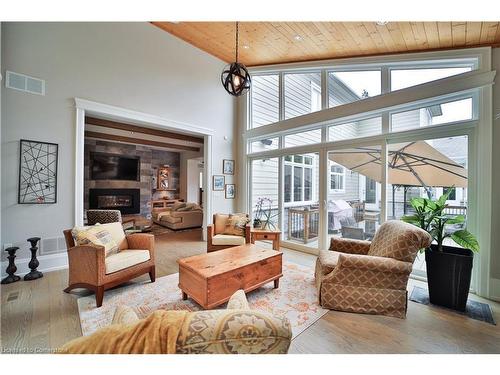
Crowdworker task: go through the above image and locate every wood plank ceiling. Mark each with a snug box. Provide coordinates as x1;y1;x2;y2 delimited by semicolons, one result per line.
152;22;500;66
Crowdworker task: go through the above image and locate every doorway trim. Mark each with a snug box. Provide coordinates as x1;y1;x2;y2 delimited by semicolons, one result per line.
74;98;214;239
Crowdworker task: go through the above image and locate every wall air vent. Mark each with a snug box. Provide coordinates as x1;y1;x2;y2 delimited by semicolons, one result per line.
5;71;45;96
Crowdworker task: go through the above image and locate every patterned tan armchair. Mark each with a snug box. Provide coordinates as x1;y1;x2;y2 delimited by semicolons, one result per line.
60;290;292;354
315;220;432;318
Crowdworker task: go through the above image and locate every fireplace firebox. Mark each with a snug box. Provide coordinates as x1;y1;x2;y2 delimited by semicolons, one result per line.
89;188;140;215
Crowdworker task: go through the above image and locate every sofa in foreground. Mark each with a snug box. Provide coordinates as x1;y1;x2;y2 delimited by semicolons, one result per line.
60;290;292;354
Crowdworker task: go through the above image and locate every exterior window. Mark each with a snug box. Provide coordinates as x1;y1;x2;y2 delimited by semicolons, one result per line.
329;163;345;192
284;155;315;204
444;187;457;201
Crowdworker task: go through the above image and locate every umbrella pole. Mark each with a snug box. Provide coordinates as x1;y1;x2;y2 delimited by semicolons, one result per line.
392;185;396;219
404;187;407;215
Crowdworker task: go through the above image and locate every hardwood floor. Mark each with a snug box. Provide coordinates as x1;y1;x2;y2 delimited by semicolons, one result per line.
1;229;499;354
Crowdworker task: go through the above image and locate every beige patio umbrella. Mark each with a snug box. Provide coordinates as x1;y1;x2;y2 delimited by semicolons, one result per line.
329;141;467;188
330;141;467;217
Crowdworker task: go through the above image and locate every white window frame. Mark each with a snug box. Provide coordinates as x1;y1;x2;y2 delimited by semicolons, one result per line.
310;81;322;112
329;161;345;193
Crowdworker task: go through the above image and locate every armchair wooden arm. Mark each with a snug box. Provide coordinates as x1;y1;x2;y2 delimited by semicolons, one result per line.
65;244;106;290
126;233;155;258
245;223;251;243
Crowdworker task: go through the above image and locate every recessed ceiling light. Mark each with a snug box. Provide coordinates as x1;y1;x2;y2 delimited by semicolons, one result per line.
376;21;388;26
242;45;250;49
293;35;303;41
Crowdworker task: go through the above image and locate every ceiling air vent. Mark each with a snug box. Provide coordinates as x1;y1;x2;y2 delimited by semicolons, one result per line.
5;71;45;96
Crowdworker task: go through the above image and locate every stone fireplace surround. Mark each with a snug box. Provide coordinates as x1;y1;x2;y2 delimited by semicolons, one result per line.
84;138;180;217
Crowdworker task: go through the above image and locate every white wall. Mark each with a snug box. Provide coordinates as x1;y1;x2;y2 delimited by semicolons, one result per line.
186;157;203;203
1;22;235;262
490;47;500;286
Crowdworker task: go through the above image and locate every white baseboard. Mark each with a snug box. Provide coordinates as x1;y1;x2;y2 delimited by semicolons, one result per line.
1;252;68;278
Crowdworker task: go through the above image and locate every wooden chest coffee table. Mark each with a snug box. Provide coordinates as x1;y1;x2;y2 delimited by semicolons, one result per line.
177;244;282;309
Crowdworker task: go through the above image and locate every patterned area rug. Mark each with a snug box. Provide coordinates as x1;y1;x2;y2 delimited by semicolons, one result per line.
410;286;496;325
77;261;328;338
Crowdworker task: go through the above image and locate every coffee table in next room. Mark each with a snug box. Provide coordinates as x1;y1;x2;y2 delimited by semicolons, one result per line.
177;244;283;309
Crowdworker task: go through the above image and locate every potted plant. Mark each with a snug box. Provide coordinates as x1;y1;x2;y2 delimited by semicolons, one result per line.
402;189;479;311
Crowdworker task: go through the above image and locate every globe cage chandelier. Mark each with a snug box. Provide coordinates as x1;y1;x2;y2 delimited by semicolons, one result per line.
221;22;251;96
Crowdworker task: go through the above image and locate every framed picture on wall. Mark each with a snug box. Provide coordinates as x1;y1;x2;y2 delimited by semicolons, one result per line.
223;159;235;175
18;139;58;204
157;166;170;190
225;184;235;199
213;175;225;191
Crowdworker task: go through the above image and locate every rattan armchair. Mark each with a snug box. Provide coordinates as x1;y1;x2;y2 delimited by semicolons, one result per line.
63;225;155;307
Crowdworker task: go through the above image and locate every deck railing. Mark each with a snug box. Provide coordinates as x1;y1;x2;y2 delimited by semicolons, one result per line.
287;207;319;244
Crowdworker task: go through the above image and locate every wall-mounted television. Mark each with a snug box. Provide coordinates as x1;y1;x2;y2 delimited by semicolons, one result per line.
90;152;140;181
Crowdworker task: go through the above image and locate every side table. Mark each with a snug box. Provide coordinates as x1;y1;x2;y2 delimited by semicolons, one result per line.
251;228;281;251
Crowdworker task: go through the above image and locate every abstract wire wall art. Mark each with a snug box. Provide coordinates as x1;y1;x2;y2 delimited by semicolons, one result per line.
18;139;58;204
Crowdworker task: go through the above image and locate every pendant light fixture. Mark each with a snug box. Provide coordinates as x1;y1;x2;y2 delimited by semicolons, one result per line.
221;22;251;96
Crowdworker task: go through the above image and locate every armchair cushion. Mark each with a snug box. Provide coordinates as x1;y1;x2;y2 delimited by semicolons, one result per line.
222;213;250;236
214;213;230;234
212;234;246;246
368;220;432;262
105;250;150;274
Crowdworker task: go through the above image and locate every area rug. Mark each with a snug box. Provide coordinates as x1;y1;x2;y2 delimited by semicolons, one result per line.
77;261;328;338
410;286;496;325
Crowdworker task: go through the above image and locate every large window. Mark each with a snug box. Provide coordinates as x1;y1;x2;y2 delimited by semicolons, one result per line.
245;49;490;288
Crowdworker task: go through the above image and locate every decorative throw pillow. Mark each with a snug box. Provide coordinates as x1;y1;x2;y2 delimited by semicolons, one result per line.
72;225;119;257
222;213;249;237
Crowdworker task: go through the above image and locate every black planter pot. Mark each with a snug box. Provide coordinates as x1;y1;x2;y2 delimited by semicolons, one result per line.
425;244;473;312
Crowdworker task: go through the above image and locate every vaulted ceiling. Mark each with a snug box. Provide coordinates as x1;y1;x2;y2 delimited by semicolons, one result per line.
152;22;500;66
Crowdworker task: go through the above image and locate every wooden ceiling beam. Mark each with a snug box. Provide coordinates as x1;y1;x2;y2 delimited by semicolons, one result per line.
85;131;200;152
85;116;204;144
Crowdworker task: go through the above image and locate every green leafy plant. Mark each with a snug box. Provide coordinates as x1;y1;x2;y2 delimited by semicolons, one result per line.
401;189;479;252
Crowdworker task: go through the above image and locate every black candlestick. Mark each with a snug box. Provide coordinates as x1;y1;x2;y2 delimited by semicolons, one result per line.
1;247;21;284
24;237;43;281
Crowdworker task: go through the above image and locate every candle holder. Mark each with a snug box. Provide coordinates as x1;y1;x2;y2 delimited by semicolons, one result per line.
1;247;21;284
24;237;43;281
